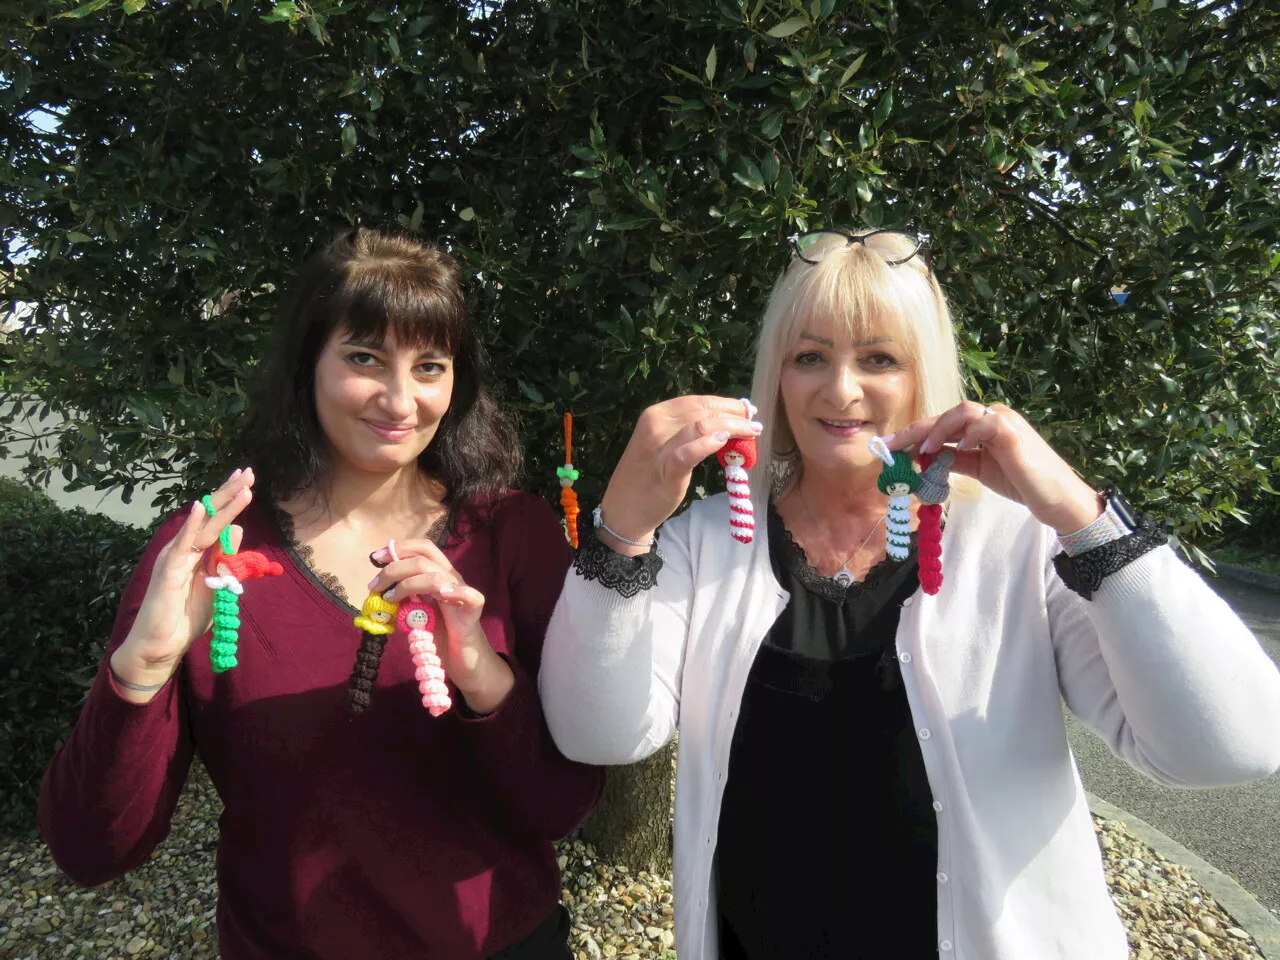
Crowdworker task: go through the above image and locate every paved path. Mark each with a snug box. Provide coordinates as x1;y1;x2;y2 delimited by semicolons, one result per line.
1068;575;1280;915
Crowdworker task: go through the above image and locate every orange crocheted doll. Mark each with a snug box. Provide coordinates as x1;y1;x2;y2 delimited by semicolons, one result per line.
558;413;581;548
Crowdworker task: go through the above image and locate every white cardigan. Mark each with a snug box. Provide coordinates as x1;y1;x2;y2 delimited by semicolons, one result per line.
539;489;1280;960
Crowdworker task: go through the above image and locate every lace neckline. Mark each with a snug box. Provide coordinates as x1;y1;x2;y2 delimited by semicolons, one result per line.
269;504;448;606
769;501;914;604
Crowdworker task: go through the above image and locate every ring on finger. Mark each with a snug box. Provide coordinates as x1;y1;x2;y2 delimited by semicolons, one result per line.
740;397;757;421
190;543;206;553
982;405;996;417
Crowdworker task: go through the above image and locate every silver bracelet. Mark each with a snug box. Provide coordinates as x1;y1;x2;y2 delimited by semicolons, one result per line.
1058;501;1129;556
110;666;172;693
592;506;657;548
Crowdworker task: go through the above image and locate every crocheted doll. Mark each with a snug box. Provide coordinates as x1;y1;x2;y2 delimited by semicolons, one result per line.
914;451;954;595
200;495;283;673
718;437;758;544
348;591;399;714
398;600;452;717
870;437;919;561
558;413;581;548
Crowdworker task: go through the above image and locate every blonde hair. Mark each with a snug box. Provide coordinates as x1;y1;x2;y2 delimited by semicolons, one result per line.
749;233;967;510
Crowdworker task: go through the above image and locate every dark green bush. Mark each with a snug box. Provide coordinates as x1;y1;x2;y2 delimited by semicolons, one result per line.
0;478;151;833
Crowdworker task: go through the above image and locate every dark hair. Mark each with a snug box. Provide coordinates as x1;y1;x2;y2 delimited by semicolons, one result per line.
242;227;521;536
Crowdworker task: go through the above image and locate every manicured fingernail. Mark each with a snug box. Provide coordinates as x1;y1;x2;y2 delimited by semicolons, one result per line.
368;551;389;569
190;500;203;515
382;588;397;601
439;584;455;595
713;431;730;443
882;432;896;444
748;421;764;433
229;468;241;480
921;438;937;454
371;547;390;561
367;576;380;590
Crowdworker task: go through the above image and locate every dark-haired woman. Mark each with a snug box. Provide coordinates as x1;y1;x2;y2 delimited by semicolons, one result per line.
39;227;603;960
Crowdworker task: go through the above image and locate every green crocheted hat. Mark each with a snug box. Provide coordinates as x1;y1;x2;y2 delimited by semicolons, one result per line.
876;451;919;494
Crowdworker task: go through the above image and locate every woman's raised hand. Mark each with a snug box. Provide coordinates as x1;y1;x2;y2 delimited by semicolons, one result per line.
597;396;763;554
886;402;1102;535
368;538;515;714
109;469;255;698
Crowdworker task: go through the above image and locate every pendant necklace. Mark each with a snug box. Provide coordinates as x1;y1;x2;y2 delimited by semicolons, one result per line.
798;492;885;587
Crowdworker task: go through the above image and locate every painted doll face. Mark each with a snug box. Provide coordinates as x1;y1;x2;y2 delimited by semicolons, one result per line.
886;481;912;497
369;609;392;625
405;608;429;629
723;451;745;467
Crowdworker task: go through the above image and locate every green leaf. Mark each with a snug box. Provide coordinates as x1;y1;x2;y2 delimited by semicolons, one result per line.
767;16;808;38
603;217;650;230
340;123;357;154
839;52;867;86
56;0;111;18
649;253;664;273
122;0;147;14
705;46;718;84
459;207;476;222
732;158;766;192
873;88;893;128
760;110;784;140
65;231;92;243
517;379;545;404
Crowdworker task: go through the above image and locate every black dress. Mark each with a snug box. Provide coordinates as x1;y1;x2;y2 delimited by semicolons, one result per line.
716;504;939;959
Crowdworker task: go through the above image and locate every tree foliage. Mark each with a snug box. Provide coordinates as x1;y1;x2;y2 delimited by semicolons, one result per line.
3;0;1278;556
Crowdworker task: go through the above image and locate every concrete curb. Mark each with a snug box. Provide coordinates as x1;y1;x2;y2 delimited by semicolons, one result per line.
1088;793;1280;960
1214;561;1280;595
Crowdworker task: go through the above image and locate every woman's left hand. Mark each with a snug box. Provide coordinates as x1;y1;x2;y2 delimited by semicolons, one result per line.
887;401;1103;536
368;540;515;714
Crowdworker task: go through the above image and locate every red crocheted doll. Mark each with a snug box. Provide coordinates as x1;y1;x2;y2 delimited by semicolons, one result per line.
717;437;758;544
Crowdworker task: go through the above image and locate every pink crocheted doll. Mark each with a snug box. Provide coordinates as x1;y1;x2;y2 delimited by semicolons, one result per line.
717;436;758;544
397;600;452;717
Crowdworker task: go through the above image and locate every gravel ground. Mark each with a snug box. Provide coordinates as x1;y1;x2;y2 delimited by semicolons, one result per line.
0;765;1264;960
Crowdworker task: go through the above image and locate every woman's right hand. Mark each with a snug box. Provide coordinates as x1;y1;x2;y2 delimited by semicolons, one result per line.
597;396;762;555
109;468;256;698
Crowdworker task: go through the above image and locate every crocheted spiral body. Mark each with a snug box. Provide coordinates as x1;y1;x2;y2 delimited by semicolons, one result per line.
348;630;390;714
886;495;913;561
409;628;452;716
725;463;754;544
209;590;241;673
560;486;580;549
917;503;944;594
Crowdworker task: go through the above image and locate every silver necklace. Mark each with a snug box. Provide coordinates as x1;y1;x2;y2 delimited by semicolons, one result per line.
797;493;885;587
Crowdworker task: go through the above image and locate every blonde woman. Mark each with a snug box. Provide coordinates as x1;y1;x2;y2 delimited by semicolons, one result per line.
538;230;1280;960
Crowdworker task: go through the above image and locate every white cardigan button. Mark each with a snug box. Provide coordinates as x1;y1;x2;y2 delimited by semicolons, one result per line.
899;651;913;664
937;872;948;884
903;597;914;607
918;728;932;740
940;940;953;952
932;800;944;812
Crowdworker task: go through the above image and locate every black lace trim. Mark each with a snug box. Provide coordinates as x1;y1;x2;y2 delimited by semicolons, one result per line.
772;503;916;604
270;505;448;606
572;515;664;598
1053;513;1169;601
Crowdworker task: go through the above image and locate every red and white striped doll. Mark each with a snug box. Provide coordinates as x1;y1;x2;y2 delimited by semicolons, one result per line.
718;399;759;544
